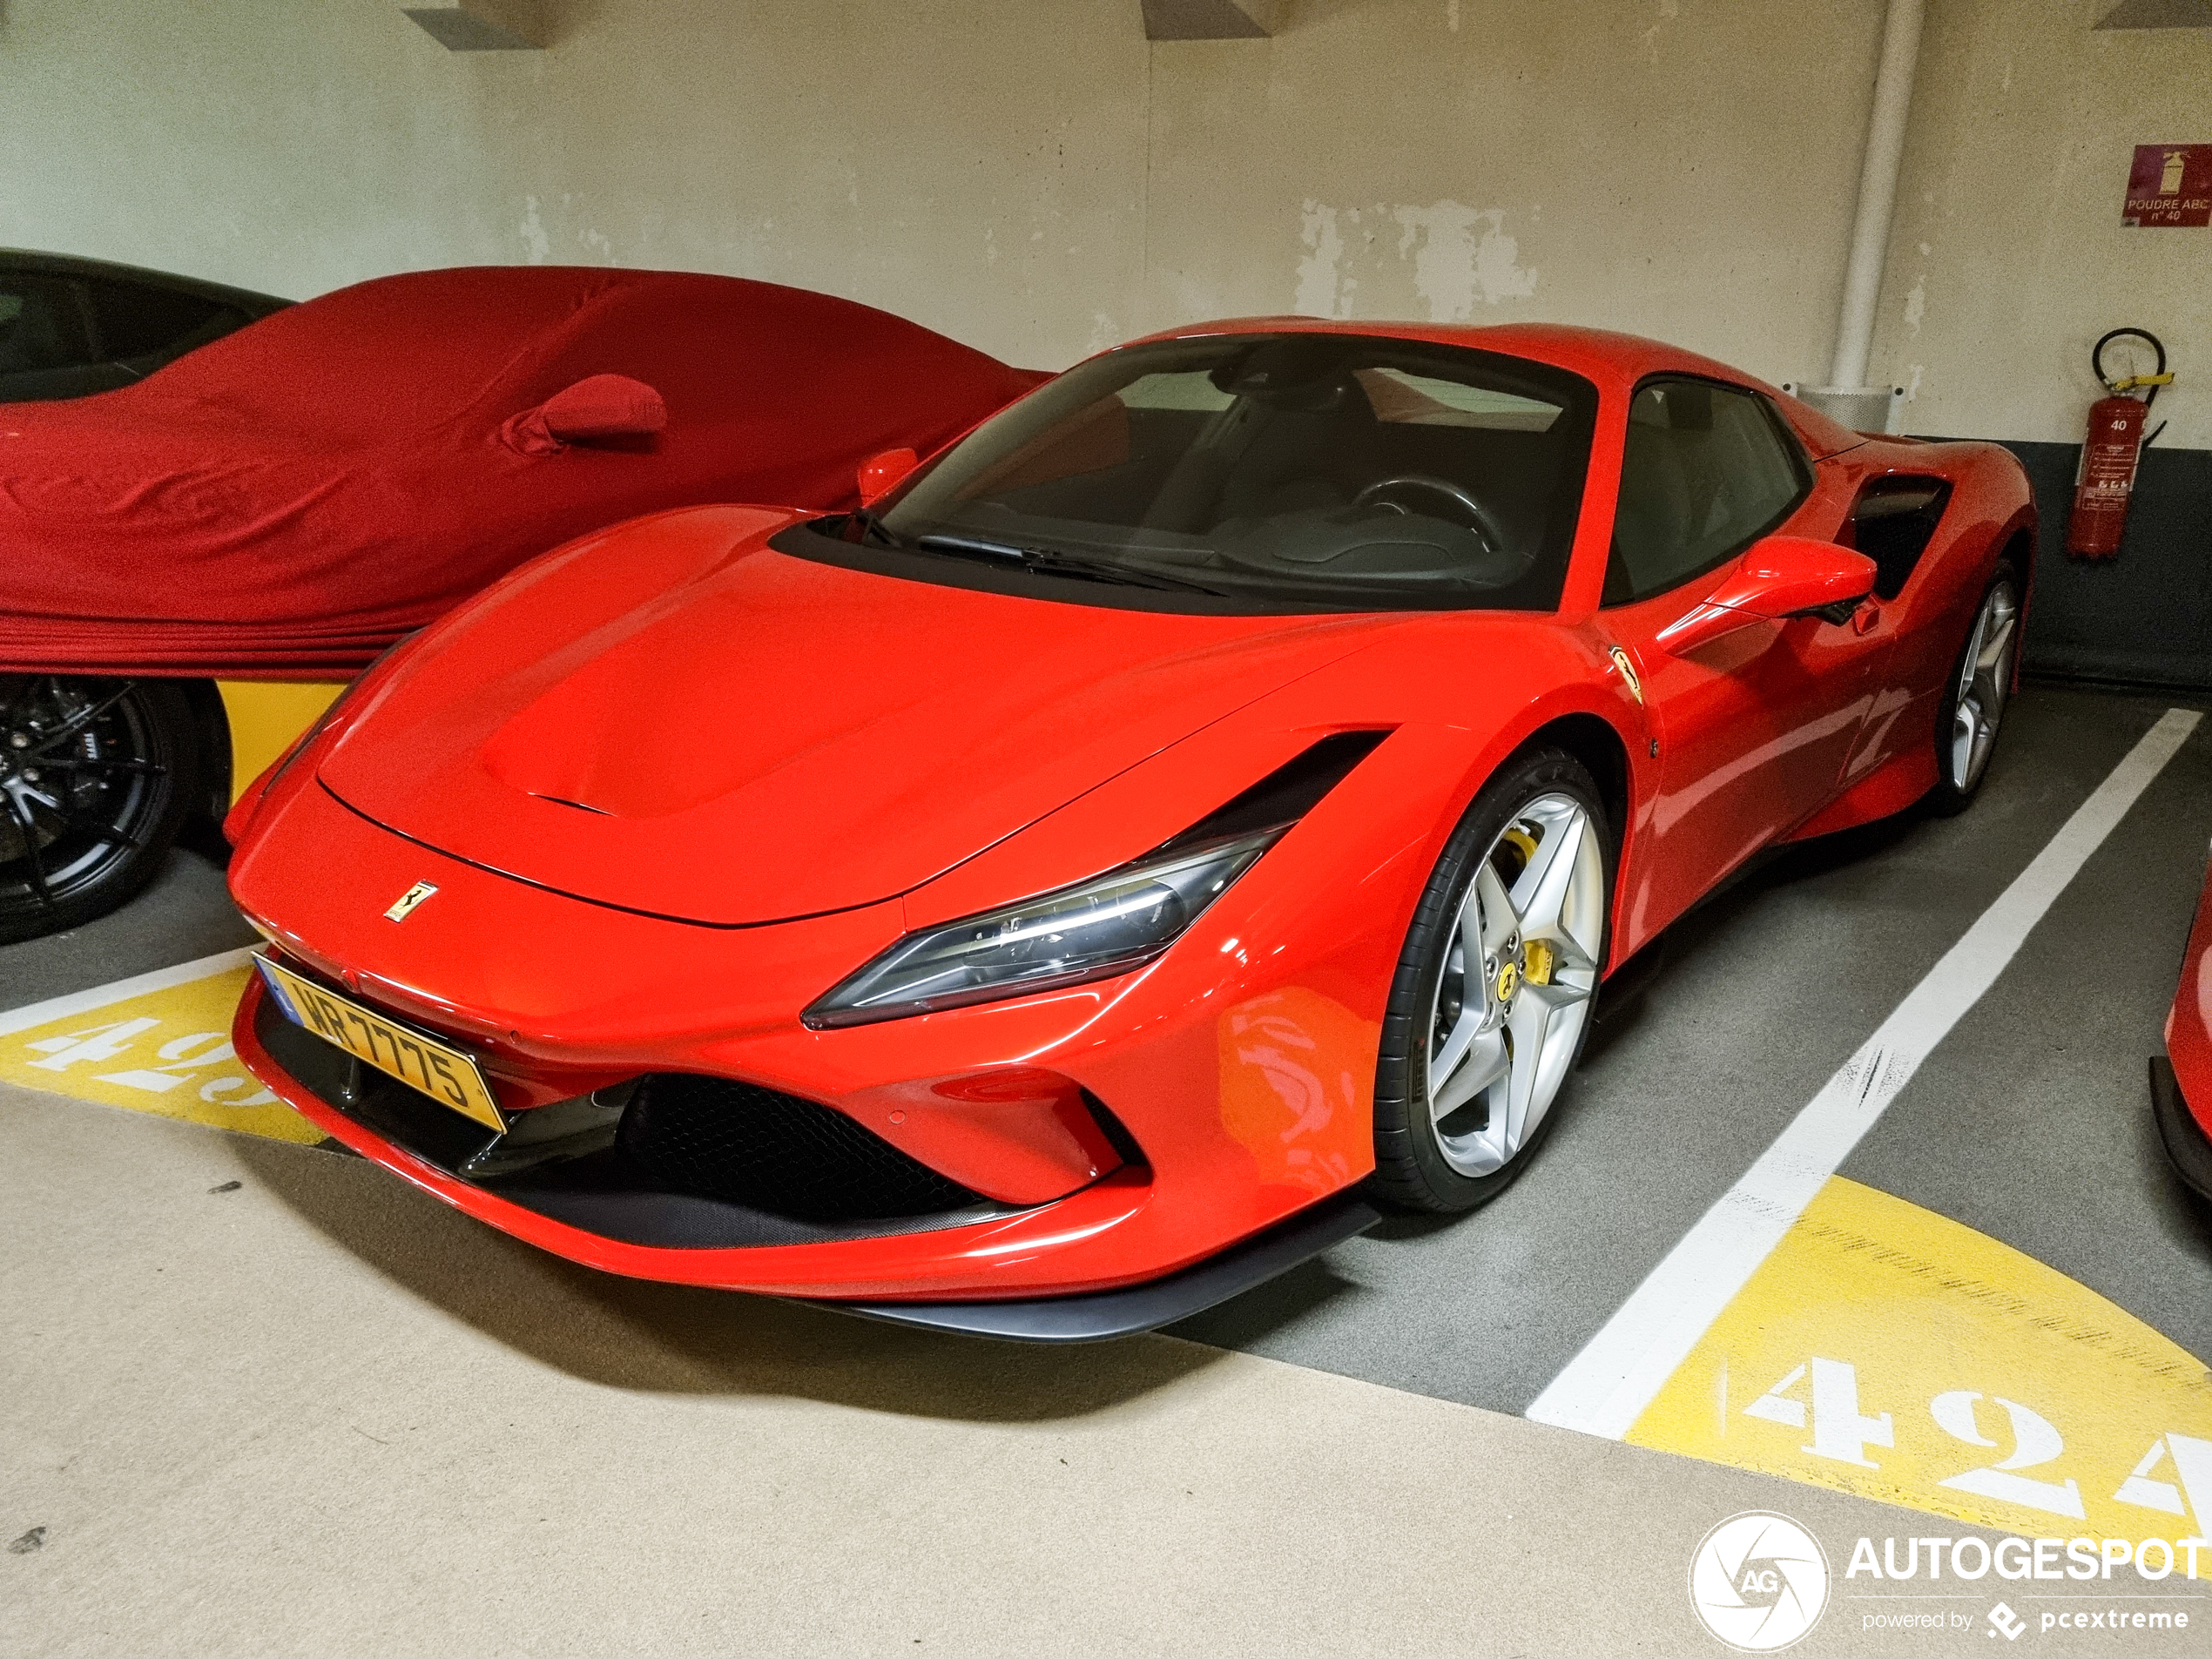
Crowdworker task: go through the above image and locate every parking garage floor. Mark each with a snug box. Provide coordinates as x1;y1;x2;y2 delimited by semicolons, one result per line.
4;684;2210;1656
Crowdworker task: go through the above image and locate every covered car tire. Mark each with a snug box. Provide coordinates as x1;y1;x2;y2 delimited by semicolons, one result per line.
0;676;200;944
1924;567;2020;817
1372;747;1612;1212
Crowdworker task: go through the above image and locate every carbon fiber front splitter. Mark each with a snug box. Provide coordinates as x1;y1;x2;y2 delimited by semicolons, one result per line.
820;1189;1383;1342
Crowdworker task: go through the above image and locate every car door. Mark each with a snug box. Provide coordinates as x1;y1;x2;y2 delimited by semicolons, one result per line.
1595;378;1888;945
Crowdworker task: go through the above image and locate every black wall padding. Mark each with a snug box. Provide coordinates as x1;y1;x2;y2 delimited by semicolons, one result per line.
1998;441;2211;691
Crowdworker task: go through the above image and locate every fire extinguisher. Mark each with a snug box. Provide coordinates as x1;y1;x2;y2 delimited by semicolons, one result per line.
2067;327;2172;559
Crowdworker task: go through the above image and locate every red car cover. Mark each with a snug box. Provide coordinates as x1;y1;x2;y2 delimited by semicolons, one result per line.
0;266;1044;677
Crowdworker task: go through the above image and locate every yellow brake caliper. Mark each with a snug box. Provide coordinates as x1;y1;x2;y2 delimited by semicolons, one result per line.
1494;825;1551;1000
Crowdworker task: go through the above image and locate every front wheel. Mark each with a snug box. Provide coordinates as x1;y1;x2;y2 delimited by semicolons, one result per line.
1372;748;1612;1212
1925;570;2020;816
0;675;200;944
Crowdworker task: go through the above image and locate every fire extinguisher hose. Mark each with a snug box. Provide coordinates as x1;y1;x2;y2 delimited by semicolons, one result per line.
2093;327;2172;445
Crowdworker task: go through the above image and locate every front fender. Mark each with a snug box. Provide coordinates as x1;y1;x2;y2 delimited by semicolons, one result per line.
905;616;1648;968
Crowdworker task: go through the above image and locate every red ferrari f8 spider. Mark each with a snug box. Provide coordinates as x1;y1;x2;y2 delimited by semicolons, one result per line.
227;320;2034;1338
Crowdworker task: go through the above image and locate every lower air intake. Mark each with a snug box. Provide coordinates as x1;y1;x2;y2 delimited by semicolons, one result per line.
617;1073;981;1222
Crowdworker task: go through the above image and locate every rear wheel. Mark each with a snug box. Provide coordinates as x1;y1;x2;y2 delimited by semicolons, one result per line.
1925;570;2020;815
1372;748;1611;1212
0;675;199;944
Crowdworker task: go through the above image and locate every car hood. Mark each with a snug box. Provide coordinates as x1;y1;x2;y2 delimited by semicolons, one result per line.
318;506;1392;925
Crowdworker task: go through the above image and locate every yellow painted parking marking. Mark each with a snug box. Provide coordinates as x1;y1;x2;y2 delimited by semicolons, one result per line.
1628;1176;2212;1548
0;961;321;1145
216;679;346;804
1532;711;2204;1439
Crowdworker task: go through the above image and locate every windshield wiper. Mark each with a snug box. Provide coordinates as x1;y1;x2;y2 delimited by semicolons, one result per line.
913;534;1229;597
1030;550;1231;596
914;533;1025;564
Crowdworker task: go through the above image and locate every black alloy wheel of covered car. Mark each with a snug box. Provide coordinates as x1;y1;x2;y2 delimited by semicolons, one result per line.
0;675;201;944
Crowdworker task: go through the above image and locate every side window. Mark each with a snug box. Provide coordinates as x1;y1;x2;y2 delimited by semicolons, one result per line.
1604;380;1808;604
0;280;93;378
79;278;234;362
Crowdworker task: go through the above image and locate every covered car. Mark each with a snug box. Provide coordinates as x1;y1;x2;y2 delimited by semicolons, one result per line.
0;265;1044;941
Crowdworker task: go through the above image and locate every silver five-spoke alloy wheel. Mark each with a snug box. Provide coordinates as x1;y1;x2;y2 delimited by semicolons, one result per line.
1423;792;1605;1176
1947;579;2019;792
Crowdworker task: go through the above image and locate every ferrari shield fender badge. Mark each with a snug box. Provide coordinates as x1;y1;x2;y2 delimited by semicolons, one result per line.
1608;644;1644;705
383;880;439;922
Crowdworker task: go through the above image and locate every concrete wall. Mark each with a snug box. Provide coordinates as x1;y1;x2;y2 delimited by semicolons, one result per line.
1136;0;1885;391
0;0;1152;373
0;0;2203;445
1872;0;2211;448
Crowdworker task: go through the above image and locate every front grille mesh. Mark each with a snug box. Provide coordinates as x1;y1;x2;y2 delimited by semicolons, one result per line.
617;1072;981;1222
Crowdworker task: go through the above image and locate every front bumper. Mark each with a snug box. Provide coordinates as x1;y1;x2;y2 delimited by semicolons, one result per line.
234;974;1377;1329
2150;1055;2212;1205
226;735;1420;1303
237;971;1142;1299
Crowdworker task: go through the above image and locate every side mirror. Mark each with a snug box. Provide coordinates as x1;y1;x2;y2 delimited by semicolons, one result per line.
1656;536;1878;657
501;374;665;455
858;447;919;506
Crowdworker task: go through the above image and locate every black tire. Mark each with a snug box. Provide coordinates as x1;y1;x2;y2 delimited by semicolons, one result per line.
0;675;202;944
1924;564;2020;818
1372;746;1613;1212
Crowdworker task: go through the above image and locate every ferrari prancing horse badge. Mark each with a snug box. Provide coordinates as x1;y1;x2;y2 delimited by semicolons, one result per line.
1608;645;1644;705
383;881;439;922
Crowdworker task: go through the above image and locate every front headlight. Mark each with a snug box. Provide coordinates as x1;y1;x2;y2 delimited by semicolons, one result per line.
803;829;1282;1029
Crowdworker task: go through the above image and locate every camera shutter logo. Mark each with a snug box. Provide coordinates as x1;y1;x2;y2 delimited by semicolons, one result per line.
1688;1512;1830;1652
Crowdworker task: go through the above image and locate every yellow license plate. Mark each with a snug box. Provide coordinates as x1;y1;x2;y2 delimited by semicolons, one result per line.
254;953;506;1132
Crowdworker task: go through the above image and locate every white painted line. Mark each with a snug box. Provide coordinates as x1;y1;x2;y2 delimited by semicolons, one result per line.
0;948;259;1038
1528;707;2202;1441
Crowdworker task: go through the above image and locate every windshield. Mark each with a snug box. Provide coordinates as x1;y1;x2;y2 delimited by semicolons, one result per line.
853;333;1597;612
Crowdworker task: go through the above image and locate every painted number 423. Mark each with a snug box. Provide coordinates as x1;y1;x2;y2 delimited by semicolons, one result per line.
1743;1356;2212;1527
23;1017;277;1106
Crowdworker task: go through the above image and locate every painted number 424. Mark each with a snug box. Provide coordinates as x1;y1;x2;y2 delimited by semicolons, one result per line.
1743;1356;2212;1527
